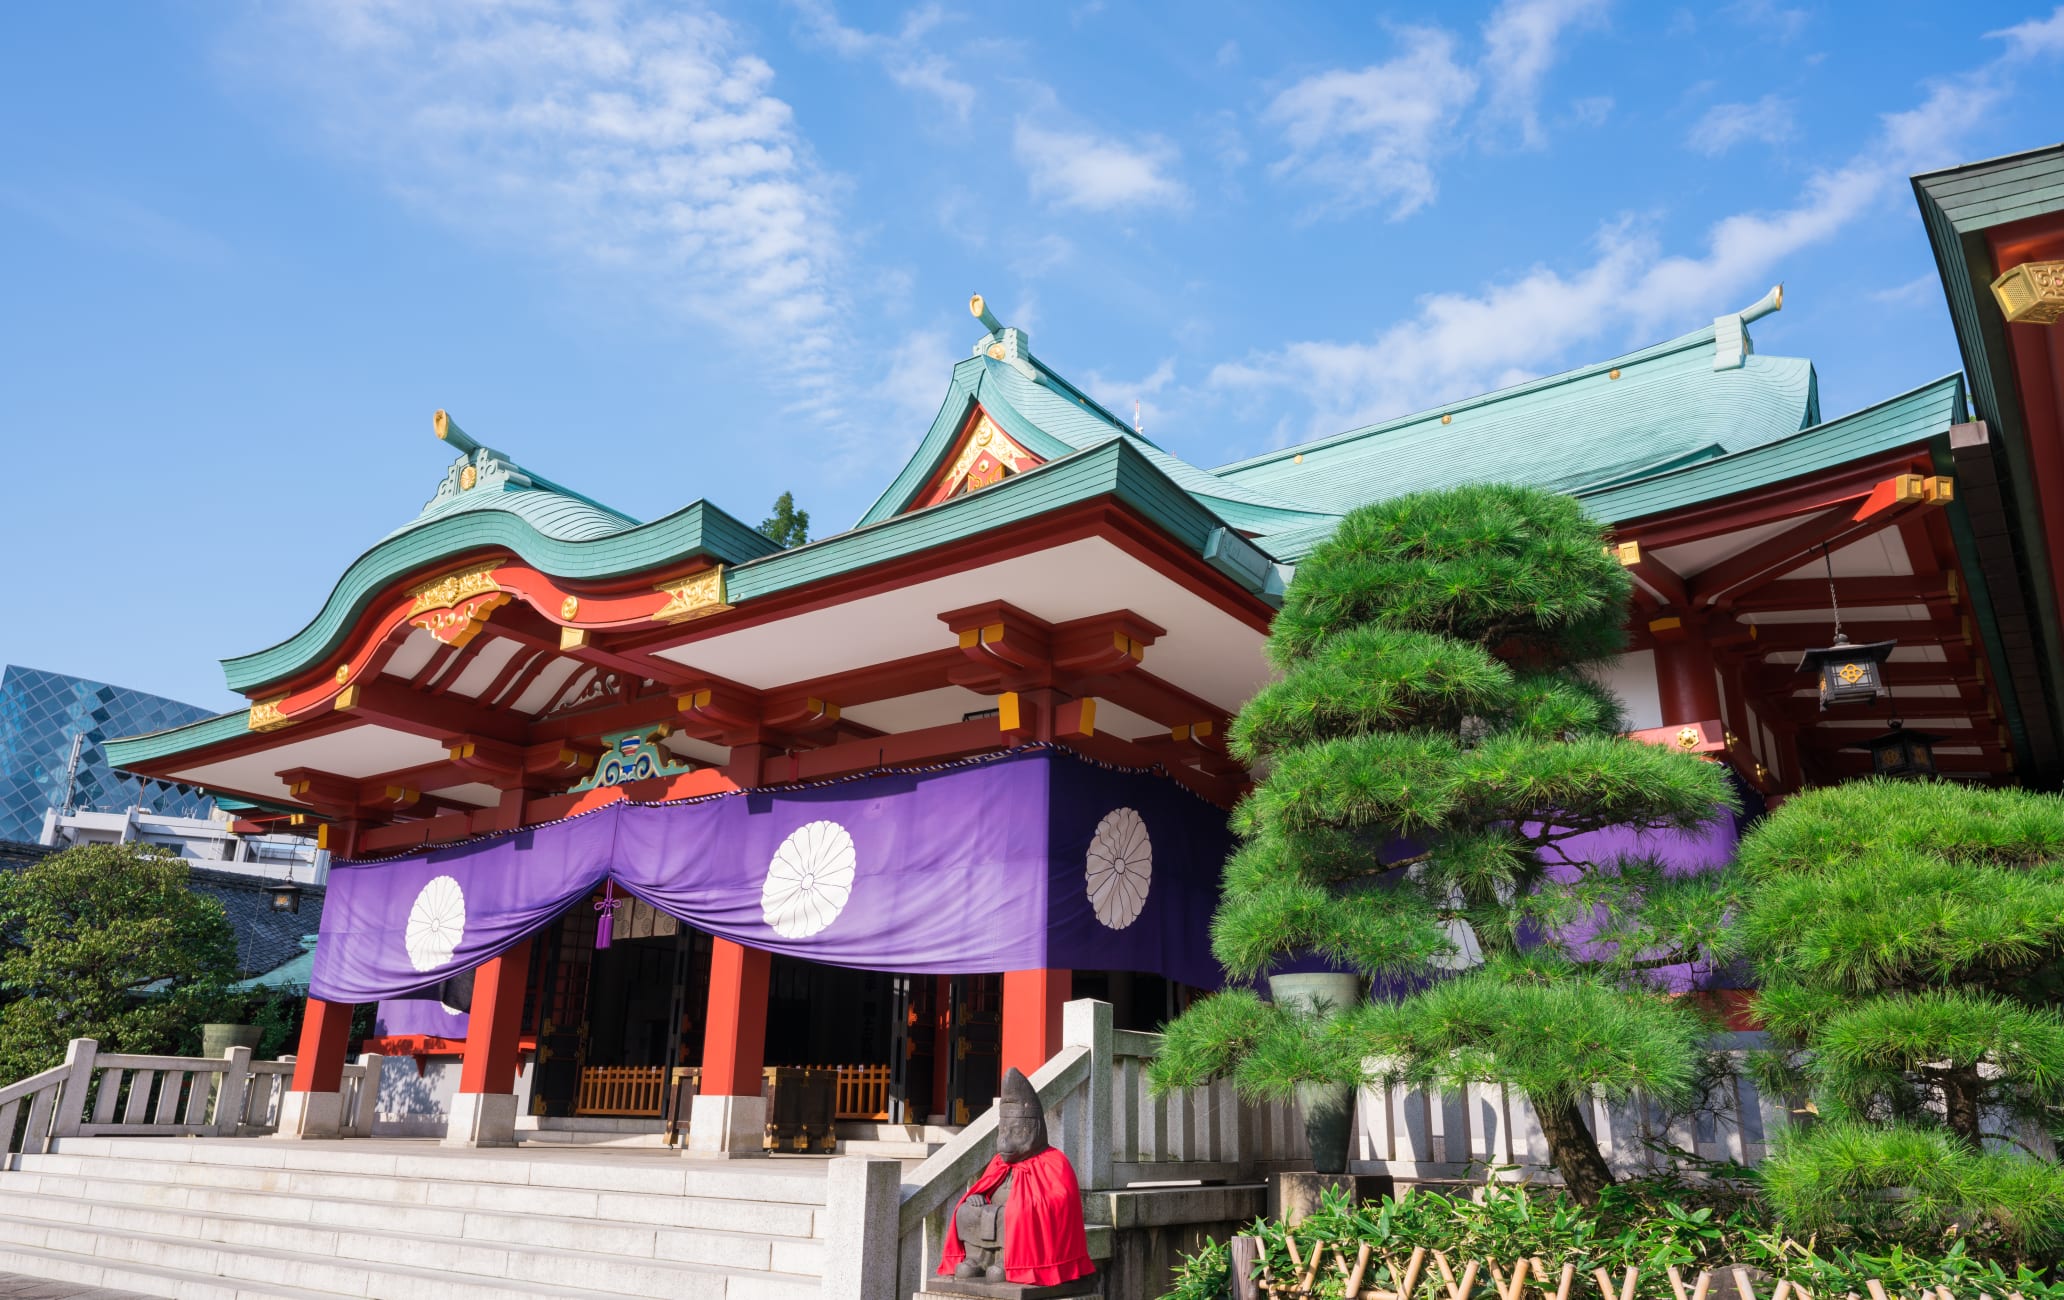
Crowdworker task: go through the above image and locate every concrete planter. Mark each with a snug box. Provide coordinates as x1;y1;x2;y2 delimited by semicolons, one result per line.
200;1023;262;1060
1267;972;1360;1175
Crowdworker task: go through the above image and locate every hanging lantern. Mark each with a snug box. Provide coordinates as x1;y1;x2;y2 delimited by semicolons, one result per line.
1794;544;1897;710
268;881;303;913
1796;634;1899;710
1850;720;1943;778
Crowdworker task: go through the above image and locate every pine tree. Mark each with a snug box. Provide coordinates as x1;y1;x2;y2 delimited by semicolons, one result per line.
1735;781;2064;1250
758;492;810;548
1150;484;1734;1203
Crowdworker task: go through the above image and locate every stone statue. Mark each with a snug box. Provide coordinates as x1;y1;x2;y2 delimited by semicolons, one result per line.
937;1068;1094;1289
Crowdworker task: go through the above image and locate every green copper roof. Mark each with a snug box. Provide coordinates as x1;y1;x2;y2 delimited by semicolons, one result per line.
112;435;1285;773
1212;324;1819;519
1573;374;1965;523
858;335;1337;537
221;498;780;694
386;417;641;543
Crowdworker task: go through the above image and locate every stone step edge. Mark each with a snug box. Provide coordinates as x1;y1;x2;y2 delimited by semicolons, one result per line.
0;1211;811;1300
0;1238;345;1300
0;1188;828;1284
31;1142;832;1205
1;1167;826;1246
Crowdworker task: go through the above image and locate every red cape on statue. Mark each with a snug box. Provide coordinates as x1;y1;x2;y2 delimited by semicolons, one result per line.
936;1148;1095;1286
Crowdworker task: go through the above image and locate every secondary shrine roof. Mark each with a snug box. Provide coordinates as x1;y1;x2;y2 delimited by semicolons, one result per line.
1214;323;1819;533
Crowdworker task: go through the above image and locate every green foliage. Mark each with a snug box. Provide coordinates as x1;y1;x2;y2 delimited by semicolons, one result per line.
757;491;811;548
1733;780;2064;1146
1340;957;1710;1109
1164;1181;2064;1300
0;844;241;1080
1761;1121;2064;1258
1159;484;1737;1201
1733;780;2064;1258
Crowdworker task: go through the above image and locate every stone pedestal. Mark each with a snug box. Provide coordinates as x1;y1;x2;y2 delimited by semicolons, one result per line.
276;1090;342;1139
443;1091;518;1148
684;1093;768;1157
1268;1171;1395;1227
920;1279;1099;1300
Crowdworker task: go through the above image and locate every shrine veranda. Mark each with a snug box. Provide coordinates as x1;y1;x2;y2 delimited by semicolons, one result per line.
101;145;2064;1151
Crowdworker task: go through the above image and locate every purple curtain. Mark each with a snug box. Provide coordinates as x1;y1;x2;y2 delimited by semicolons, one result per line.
320;747;1232;1011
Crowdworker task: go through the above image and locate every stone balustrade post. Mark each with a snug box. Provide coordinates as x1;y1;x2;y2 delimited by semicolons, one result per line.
214;1046;253;1136
351;1053;386;1137
822;1156;900;1300
49;1038;98;1139
1062;998;1113;1191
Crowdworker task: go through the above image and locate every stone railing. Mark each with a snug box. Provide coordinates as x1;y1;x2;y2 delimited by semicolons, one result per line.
819;999;1308;1300
0;1038;383;1156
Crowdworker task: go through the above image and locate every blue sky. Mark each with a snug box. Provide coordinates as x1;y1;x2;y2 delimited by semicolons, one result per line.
3;1;2062;711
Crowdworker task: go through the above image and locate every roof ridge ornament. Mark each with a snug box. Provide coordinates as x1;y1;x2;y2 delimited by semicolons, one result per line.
424;409;534;513
969;292;1041;383
1714;283;1783;371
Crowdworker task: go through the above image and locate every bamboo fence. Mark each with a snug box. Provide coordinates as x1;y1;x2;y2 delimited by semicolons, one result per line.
1235;1243;2027;1300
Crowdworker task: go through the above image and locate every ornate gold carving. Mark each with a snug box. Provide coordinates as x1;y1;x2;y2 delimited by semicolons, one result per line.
1992;260;2064;325
560;595;580;619
334;664;350;684
411;593;510;648
942;414;1034;493
653;566;731;623
460;464;478;490
1675;726;1701;750
248;695;291;733
1836;662;1866;685
408;565;502;616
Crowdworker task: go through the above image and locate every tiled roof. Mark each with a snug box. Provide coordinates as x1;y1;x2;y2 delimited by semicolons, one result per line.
1212;326;1819;521
186;867;325;977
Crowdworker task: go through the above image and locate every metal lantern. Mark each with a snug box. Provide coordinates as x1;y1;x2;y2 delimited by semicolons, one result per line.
1851;720;1944;779
1795;633;1898;710
268;881;303;913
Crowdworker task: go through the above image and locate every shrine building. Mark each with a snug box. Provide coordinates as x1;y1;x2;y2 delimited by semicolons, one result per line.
106;144;2064;1151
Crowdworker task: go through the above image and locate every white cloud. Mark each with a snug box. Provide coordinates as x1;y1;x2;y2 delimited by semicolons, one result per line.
1724;0;1809;43
1081;358;1176;432
1263;27;1478;219
1870;273;1941;307
1990;7;2064;58
789;1;975;122
1009;233;1075;278
1687;94;1796;156
1214;46;2039;439
224;2;850;411
877;328;955;432
1479;0;1611;148
1013;121;1189;212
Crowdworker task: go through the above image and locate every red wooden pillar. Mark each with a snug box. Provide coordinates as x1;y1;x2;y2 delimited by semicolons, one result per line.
289;997;352;1094
1001;968;1070;1080
688;939;773;1154
281;996;354;1138
700;939;771;1095
445;938;531;1147
1655;634;1723;726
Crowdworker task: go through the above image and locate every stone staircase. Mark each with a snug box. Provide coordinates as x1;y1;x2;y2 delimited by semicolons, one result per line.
0;1135;829;1299
513;1116;953;1161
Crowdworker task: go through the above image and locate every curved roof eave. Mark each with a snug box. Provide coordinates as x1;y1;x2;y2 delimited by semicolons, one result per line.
220;499;779;695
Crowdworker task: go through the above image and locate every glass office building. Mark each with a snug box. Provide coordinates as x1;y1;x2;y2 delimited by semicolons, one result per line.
0;665;217;844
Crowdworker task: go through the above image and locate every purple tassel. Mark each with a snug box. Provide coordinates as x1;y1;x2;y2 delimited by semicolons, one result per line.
595;879;620;950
